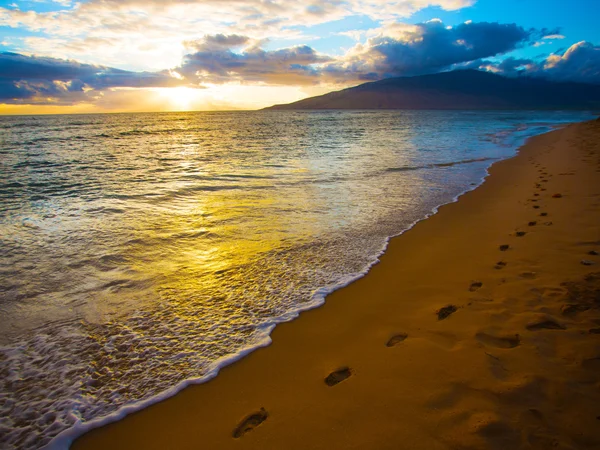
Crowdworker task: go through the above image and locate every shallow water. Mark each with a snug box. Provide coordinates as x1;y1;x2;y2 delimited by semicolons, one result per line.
0;110;593;449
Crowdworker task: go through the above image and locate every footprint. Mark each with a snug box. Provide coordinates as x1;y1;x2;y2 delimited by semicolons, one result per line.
552;193;563;198
499;244;510;251
526;320;566;331
386;333;408;347
476;332;520;349
515;231;527;237
520;272;536;279
528;221;537;226
582;357;600;371
232;408;269;438
540;212;548;217
469;281;483;291
529;408;544;420
588;250;599;256
589;328;600;334
561;303;590;316
495;261;507;270
581;260;595;266
437;305;458;320
533;205;540;209
325;367;352;386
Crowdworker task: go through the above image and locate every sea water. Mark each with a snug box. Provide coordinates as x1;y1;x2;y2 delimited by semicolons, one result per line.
0;110;593;449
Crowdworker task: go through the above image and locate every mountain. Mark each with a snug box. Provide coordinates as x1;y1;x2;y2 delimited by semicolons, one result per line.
264;70;600;110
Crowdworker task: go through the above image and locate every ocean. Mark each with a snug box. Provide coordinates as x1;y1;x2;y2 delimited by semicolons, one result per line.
0;110;593;449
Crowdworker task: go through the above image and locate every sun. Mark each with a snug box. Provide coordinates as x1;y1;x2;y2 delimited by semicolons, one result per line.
159;87;201;111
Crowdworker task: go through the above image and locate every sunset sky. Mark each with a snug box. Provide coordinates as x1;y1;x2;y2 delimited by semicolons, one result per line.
0;0;599;114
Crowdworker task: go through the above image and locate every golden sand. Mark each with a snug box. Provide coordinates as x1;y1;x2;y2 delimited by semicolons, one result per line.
74;119;600;450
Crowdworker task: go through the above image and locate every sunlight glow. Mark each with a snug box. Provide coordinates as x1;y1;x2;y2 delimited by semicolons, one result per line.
159;87;203;111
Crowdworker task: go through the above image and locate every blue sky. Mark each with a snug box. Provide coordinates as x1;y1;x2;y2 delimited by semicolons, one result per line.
410;0;600;58
0;0;598;112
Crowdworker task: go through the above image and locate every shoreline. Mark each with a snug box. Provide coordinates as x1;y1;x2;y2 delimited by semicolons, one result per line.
73;119;600;449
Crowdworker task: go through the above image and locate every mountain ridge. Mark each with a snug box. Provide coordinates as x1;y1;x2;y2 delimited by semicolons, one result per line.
264;70;600;110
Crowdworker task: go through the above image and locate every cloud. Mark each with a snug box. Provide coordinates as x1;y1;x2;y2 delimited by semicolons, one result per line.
469;41;600;84
0;52;183;103
3;20;598;108
177;35;331;85
0;1;475;70
170;21;537;86
0;19;556;104
0;1;476;40
320;20;536;81
542;34;565;40
540;41;600;83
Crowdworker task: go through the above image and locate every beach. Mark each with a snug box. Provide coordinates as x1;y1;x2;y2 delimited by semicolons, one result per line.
72;118;600;450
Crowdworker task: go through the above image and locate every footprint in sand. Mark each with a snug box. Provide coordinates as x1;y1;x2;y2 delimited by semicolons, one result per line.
469;281;483;291
526;319;566;331
588;250;599;256
325;367;353;386
520;272;537;279
589;328;600;334
515;231;527;237
540;212;548;217
552;193;563;198
232;408;269;438
386;333;408;347
495;261;507;270
499;244;510;251
582;357;600;371
561;303;590;316
476;332;520;349
528;221;537;226
437;305;458;320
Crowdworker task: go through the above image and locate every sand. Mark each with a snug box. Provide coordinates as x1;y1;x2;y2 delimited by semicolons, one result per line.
74;119;600;450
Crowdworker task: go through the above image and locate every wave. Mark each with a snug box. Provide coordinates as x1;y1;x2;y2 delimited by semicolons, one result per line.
386;157;497;172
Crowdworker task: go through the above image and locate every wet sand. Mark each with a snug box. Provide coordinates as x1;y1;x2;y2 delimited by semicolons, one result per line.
74;119;600;450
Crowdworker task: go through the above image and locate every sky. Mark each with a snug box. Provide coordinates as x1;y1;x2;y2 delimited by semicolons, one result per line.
0;0;598;114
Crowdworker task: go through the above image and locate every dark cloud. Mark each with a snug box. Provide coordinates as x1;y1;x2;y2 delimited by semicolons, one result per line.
535;41;600;84
322;20;539;81
464;42;600;85
377;21;532;74
185;34;251;51
177;35;331;85
0;52;183;103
